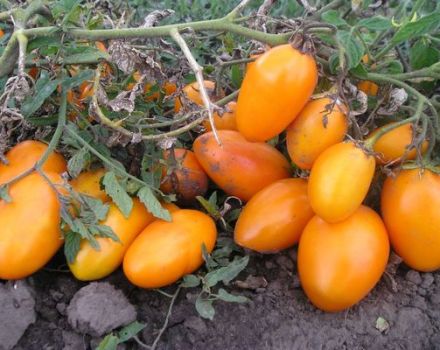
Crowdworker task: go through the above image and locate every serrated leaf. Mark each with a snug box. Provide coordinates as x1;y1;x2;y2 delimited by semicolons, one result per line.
410;39;440;70
117;321;146;343
89;224;120;243
321;10;347;26
0;185;11;203
195;296;215;320
181;274;201;288
357;16;391;30
67;147;90;178
80;195;109;221
205;256;249;287
217;288;248;303
102;172;133;218
95;334;119;350
137;186;171;221
336;30;364;70
202;243;218;270
391;12;440;44
64;231;81;264
196;193;220;219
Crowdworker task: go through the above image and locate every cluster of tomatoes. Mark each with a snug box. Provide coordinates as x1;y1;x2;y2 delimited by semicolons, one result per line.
1;42;439;314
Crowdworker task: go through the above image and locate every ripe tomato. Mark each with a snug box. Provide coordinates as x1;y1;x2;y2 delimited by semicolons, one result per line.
68;199;154;281
70;168;110;203
202;101;237;132
28;67;39;79
298;205;389;312
95;41;107;53
0;172;63;279
308;141;376;223
381;168;440;271
369;122;429;164
174;80;224;112
193;130;291;201
127;73;177;101
286;97;348;170
234;178;314;253
0;140;66;185
0;29;4;38
357;81;379;96
160;148;208;203
236;44;318;142
79;81;94;100
123;209;217;288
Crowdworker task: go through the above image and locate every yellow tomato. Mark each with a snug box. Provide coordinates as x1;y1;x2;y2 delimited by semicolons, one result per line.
70;168;109;203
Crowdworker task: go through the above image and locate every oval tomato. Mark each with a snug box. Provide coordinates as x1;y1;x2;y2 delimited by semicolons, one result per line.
308;141;376;223
193;130;291;201
70;168;109;203
286;97;348;170
174;80;224;112
381;168;440;271
123;209;217;288
369;122;429;164
234;178;314;253
160;148;208;202
236;44;318;142
0;172;63;279
0;140;66;185
202;101;237;132
357;81;379;96
298;205;389;312
68;199;154;281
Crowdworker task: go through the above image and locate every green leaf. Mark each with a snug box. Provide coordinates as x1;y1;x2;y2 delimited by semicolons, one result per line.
89;224;120;243
216;288;248;303
102;172;133;218
202;243;218;270
67;147;90;178
328;53;340;74
80;195;109;221
196;192;220;219
410;39;440;70
28;36;61;51
391;12;440;44
230;65;243;89
349;63;368;78
380;60;404;74
60;69;94;91
195;296;215;320
0;185;11;203
321;10;347;26
95;334;119;350
64;231;81;264
137;186;171;221
181;274;201;288
336;30;364;69
205;256;249;287
357;16;391;30
117;321;146;343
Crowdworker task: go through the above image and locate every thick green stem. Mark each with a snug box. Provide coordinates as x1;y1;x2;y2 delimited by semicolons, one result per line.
0;32;19;77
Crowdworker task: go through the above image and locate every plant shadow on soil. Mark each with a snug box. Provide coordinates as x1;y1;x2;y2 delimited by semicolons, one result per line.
11;249;440;350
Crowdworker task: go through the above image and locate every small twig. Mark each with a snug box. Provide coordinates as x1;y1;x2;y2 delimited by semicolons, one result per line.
225;0;252;21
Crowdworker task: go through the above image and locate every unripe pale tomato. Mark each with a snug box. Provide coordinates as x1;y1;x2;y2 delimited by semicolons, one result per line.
308;141;376;223
160;148;208;202
236;44;318;142
369;122;429;164
202;101;237;132
286;97;348;170
193;130;291;201
123;209;217;288
357;81;379;96
68;199;154;281
381;168;440;272
298;205;389;312
70;168;110;203
0;172;63;279
174;80;224;112
234;178;314;253
0;140;66;185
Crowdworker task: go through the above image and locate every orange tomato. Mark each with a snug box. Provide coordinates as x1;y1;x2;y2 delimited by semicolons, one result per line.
0;29;4;38
95;41;107;53
174;80;224;112
28;67;39;79
286;97;348;170
358;81;379;96
67;89;83;110
234;178;314;253
193;130;291;201
202;101;237;132
68;199;154;281
0;172;63;279
369;122;429;164
160;148;208;202
236;44;318;142
123;209;217;288
298;205;389;312
70;168;109;203
381;168;440;272
128;73;177;101
308;141;376;223
79;81;94;100
0;140;66;185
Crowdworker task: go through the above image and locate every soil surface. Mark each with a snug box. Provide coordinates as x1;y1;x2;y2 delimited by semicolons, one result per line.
4;249;440;350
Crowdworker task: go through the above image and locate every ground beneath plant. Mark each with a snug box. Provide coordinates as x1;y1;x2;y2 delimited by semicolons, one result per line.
4;249;440;350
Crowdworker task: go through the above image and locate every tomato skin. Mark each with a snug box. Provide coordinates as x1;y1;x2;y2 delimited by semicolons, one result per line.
0;140;66;185
369;123;429;164
70;168;109;203
160;149;208;203
193;130;291;201
123;209;217;288
0;29;4;38
298;205;389;312
286;98;348;170
236;44;318;142
68;199;154;281
0;172;63;279
357;81;379;96
381;169;440;271
234;178;314;253
308;141;376;223
174;80;224;112
202;101;237;132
